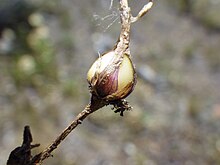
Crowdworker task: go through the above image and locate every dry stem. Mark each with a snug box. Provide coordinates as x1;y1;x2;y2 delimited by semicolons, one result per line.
114;0;153;56
30;105;92;164
29;96;106;164
131;0;153;23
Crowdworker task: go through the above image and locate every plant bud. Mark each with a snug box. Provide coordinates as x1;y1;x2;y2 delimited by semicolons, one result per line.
87;51;136;101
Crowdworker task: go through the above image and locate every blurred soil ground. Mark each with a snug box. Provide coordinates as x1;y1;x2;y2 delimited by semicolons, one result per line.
0;0;220;165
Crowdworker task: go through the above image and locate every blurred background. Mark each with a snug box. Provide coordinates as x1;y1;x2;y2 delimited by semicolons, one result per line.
1;0;220;164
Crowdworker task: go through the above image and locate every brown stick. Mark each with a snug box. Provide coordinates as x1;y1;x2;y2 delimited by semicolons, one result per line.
114;0;131;56
29;96;107;164
131;0;153;23
114;0;154;56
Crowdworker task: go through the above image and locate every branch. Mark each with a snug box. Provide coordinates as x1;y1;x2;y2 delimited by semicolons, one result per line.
131;0;154;23
114;0;131;56
114;0;154;56
29;96;107;164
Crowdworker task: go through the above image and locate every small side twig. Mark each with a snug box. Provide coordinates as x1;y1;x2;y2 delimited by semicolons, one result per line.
131;0;153;23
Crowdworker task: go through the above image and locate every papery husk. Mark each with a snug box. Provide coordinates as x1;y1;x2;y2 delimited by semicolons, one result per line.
87;50;136;101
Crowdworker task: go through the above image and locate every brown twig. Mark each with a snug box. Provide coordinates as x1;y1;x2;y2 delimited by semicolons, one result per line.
29;96;106;164
114;0;153;55
112;0;131;63
131;0;153;23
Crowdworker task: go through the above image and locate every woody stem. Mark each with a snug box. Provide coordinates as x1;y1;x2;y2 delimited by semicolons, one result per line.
114;0;131;56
